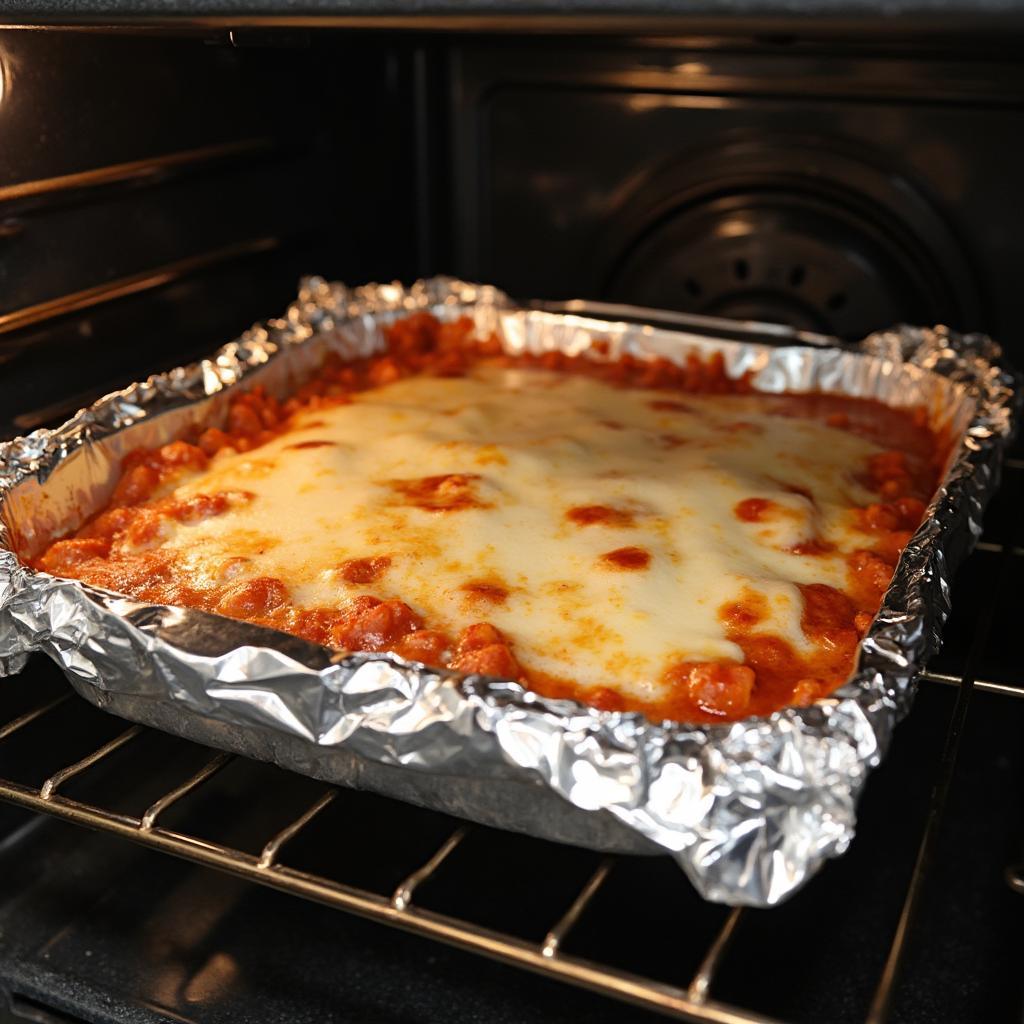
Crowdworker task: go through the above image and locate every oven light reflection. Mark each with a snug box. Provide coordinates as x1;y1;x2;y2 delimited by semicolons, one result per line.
628;94;729;113
183;951;241;1005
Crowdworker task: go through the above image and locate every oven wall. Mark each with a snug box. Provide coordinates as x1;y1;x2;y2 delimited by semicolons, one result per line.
443;37;1024;343
0;28;425;432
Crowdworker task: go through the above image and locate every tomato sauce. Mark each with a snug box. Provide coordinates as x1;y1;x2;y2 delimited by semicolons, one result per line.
600;546;652;570
459;581;511;605
387;473;487;512
734;497;776;523
338;556;392;584
566;505;636;527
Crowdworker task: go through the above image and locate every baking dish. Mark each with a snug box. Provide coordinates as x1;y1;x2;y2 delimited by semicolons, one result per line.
0;277;1015;905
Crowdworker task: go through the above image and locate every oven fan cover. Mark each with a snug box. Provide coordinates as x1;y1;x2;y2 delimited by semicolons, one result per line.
602;140;980;340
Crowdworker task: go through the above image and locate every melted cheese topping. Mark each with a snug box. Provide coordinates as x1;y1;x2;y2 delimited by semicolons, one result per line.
140;365;883;708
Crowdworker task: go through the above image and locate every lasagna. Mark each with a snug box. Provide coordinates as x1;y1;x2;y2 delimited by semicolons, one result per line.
32;313;943;724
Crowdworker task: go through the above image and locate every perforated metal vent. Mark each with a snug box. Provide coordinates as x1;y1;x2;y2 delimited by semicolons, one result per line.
602;140;980;340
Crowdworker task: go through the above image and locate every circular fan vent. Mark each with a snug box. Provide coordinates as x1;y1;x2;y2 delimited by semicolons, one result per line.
602;141;979;340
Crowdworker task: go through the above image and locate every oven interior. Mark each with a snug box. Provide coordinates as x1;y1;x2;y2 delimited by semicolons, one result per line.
0;24;1021;1024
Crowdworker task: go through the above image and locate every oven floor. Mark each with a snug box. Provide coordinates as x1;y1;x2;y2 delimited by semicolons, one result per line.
0;664;1018;1024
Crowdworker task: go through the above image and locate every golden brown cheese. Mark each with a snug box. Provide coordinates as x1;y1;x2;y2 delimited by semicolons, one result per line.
111;371;885;699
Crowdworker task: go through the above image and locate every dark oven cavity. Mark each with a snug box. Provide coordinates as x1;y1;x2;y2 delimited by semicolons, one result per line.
0;24;1021;1024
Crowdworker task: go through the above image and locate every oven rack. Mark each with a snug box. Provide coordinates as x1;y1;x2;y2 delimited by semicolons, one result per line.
0;666;1017;1024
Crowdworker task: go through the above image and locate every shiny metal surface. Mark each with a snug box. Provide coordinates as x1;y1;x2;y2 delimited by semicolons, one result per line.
0;138;275;207
0;278;1015;907
541;858;614;958
258;789;337;869
39;725;142;800
920;669;1024;700
391;825;468;911
140;750;231;830
688;908;744;1004
0;237;280;335
0;691;68;740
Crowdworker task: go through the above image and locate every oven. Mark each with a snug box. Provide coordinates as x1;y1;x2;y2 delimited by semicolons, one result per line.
0;15;1021;1024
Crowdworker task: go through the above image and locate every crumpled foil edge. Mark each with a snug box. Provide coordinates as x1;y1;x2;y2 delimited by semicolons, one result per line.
0;276;1016;906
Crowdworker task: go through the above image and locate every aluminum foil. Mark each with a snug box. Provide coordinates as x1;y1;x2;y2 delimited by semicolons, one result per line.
0;277;1016;907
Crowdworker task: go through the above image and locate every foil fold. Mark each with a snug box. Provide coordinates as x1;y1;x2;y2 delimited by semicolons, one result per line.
0;277;1016;906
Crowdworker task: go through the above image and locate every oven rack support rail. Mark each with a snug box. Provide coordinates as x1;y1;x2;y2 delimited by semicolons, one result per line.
0;667;1018;1024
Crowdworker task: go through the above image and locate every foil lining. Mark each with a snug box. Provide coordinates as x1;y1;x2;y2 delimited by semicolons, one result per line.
0;277;1016;907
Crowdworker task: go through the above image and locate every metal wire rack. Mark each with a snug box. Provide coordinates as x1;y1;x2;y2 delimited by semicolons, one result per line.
0;460;1019;1024
0;673;1017;1024
0;701;758;1024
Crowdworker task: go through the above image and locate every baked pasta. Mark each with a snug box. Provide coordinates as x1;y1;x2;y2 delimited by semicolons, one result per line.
32;313;943;724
